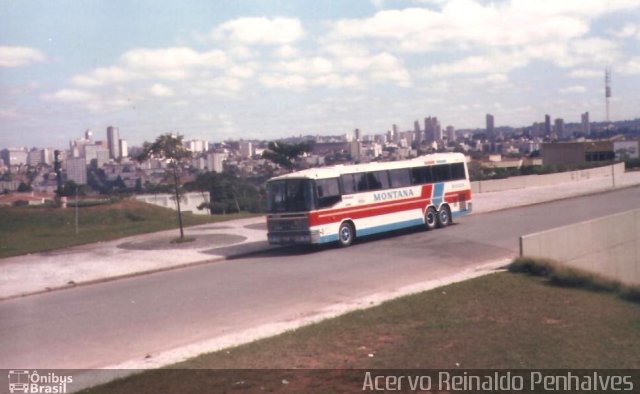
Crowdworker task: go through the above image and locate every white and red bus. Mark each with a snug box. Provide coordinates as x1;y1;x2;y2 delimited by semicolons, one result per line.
266;152;472;247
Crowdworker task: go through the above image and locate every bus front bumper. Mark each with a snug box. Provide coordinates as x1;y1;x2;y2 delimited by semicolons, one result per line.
267;230;321;245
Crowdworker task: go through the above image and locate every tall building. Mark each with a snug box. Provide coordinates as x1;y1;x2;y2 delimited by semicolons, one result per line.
107;126;120;160
486;114;495;141
554;118;565;140
119;139;128;158
239;141;253;158
27;149;42;167
544;114;552;136
446;125;455;141
207;152;226;173
424;116;440;143
66;157;87;185
354;128;361;142
392;124;399;143
186;139;207;154
581;112;591;136
413;120;422;144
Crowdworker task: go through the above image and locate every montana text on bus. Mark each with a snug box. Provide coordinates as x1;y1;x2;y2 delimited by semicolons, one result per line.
265;153;472;247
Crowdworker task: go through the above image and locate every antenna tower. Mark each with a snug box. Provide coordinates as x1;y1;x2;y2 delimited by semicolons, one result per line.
605;67;612;122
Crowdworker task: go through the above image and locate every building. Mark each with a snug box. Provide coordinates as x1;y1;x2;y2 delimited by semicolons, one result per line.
349;141;361;162
186;139;206;154
446;126;455;141
83;144;110;167
544;114;551;136
354;128;361;142
614;140;639;160
107;126;120;160
486;114;495;141
554;118;565;139
119;139;128;158
581;112;591;136
27;149;42;167
65;157;88;184
1;148;28;166
541;141;614;165
239;141;253;158
206;152;226;173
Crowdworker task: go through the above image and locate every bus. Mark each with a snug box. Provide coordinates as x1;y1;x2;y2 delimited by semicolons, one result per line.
265;152;472;247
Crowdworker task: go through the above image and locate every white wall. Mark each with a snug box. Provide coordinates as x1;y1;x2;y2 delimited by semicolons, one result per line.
520;208;640;285
135;192;210;215
472;163;624;194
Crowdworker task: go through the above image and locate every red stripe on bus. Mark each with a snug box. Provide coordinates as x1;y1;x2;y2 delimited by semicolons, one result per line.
309;198;430;226
306;187;471;227
444;189;472;203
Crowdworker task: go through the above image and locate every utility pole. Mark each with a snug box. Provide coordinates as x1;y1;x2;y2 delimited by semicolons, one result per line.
75;185;79;235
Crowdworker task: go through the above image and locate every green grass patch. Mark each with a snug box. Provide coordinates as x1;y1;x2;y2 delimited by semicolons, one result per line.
509;257;640;303
83;272;640;393
170;237;196;244
0;199;258;258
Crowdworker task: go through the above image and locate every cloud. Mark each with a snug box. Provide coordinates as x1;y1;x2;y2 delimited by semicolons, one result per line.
150;83;173;97
71;66;136;87
0;46;46;67
568;68;602;78
559;85;587;94
610;23;639;38
44;89;96;103
327;0;639;53
618;57;640;74
212;17;304;45
120;47;228;79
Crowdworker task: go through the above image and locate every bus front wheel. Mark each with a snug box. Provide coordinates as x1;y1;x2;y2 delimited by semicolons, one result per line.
424;206;437;230
437;205;451;228
338;222;355;247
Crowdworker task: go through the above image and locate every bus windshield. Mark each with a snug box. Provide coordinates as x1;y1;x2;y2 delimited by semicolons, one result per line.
266;179;315;213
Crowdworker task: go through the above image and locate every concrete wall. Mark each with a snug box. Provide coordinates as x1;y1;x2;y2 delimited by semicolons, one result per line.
471;162;624;194
520;208;640;285
135;192;210;215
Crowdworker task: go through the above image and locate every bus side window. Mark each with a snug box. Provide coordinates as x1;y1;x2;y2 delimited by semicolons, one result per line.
432;164;450;182
451;163;466;180
356;173;369;192
316;178;341;208
367;171;389;190
390;168;411;188
341;174;356;194
411;166;432;185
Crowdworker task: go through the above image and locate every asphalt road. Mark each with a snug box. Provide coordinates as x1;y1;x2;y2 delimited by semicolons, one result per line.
1;186;639;369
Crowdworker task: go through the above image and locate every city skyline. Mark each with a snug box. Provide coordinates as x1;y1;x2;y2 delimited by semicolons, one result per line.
1;0;640;148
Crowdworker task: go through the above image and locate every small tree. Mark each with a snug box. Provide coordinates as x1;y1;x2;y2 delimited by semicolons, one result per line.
137;133;192;239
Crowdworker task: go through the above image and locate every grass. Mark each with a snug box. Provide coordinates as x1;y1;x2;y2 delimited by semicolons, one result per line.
83;272;640;393
510;257;640;303
0;199;258;258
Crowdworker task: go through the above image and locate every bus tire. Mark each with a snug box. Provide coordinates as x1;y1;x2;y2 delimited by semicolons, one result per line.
338;221;355;247
437;205;451;228
424;206;437;230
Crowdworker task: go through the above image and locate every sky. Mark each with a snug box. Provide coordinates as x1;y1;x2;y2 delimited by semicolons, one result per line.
1;0;639;149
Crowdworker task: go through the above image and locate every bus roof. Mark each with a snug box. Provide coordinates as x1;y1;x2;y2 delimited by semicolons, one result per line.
269;153;467;181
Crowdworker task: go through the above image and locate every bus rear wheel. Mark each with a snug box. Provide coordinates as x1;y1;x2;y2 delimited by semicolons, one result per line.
338;222;355;247
424;206;437;230
437;205;451;228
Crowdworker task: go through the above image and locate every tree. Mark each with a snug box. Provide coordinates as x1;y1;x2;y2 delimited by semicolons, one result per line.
137;133;192;239
17;182;32;192
262;141;313;171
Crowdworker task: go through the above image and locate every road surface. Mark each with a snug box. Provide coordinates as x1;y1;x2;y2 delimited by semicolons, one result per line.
1;186;639;369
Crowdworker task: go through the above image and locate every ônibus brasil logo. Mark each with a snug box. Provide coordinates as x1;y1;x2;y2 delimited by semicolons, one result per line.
8;370;73;393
